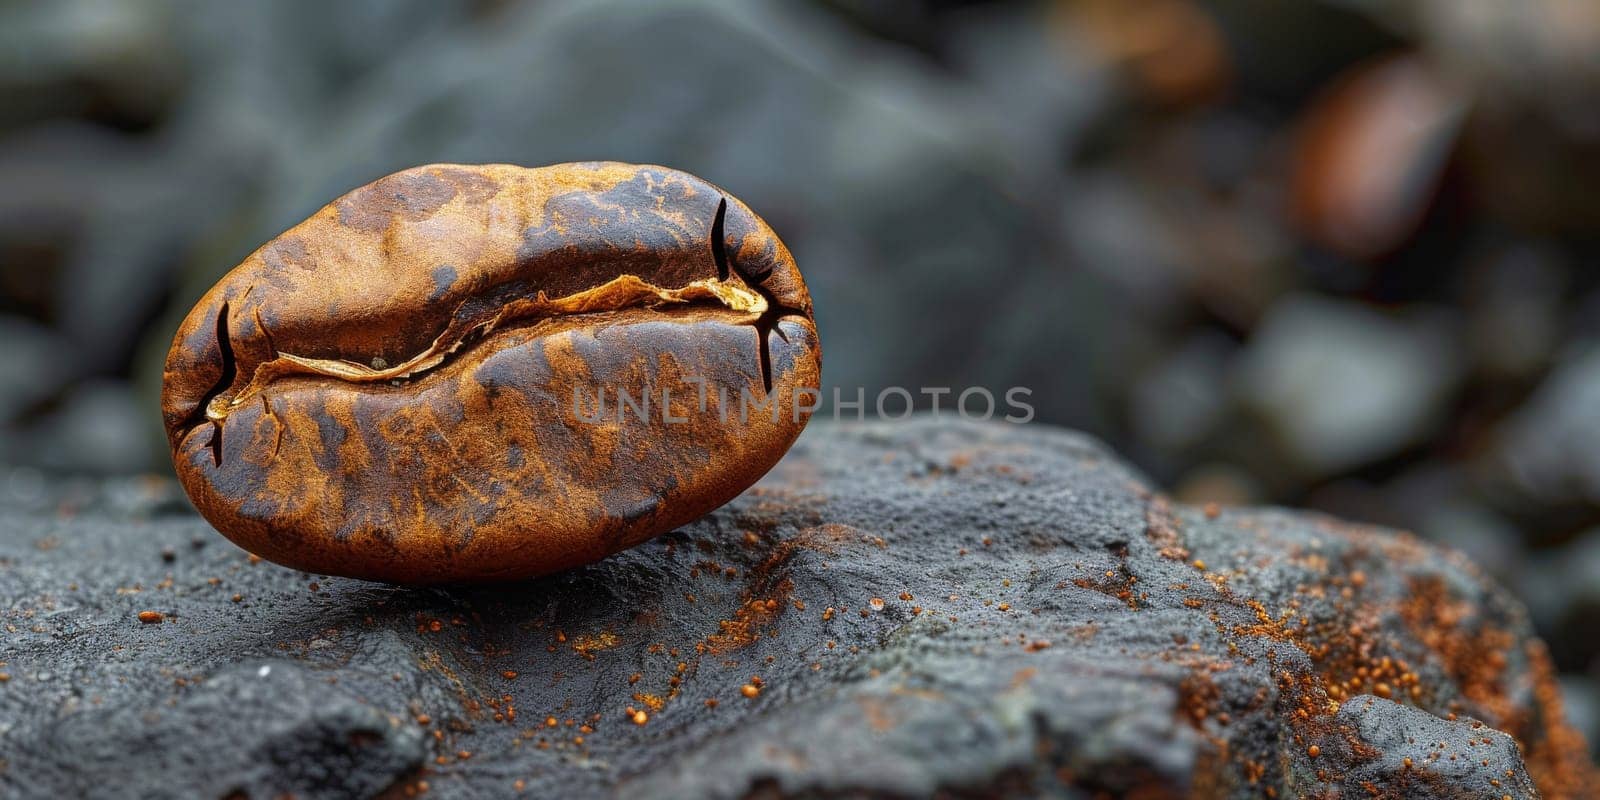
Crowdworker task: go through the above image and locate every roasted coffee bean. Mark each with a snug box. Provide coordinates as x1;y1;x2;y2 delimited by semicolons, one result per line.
161;163;821;583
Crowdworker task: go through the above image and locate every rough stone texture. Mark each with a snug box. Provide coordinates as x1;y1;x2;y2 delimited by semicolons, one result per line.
0;418;1592;799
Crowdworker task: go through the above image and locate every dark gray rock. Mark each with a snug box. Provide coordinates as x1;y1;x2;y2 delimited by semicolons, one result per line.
1332;695;1538;799
1491;344;1600;511
0;418;1592;798
1235;295;1464;477
36;660;425;800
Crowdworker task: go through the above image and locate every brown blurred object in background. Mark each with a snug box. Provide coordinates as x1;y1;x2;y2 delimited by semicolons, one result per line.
1290;53;1466;262
1063;0;1230;107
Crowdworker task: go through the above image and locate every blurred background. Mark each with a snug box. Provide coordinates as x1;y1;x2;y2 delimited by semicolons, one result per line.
3;0;1600;753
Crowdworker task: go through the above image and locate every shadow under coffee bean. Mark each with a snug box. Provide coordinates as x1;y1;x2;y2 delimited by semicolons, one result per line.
161;162;821;583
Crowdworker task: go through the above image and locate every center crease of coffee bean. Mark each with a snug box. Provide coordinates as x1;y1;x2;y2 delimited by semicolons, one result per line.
204;273;768;425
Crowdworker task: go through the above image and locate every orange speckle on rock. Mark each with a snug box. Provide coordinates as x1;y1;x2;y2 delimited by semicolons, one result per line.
545;716;558;728
1307;745;1320;758
137;610;164;625
632;710;649;726
741;684;761;698
868;597;885;611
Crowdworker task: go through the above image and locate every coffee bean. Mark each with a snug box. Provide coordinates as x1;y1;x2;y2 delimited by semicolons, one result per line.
161;163;821;583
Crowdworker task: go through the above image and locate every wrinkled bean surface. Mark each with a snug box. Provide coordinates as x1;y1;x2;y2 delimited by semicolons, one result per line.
162;162;820;582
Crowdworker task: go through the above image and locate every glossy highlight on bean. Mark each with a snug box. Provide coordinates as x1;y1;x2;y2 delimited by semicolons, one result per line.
161;162;821;583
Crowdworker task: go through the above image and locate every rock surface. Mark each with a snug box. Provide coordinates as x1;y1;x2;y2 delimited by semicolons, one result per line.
0;418;1593;799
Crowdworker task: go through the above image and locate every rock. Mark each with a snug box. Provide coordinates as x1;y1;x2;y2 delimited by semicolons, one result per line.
1413;0;1600;234
1460;244;1566;381
1491;344;1600;511
1560;677;1600;763
0;0;184;130
15;379;148;475
1417;0;1600;139
1513;528;1600;673
35;660;425;799
1332;695;1539;799
1236;295;1463;477
1131;332;1234;455
0;418;1592;798
0;316;74;429
1415;501;1523;587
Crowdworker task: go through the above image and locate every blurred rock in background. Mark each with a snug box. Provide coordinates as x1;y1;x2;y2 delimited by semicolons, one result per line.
3;0;1600;755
